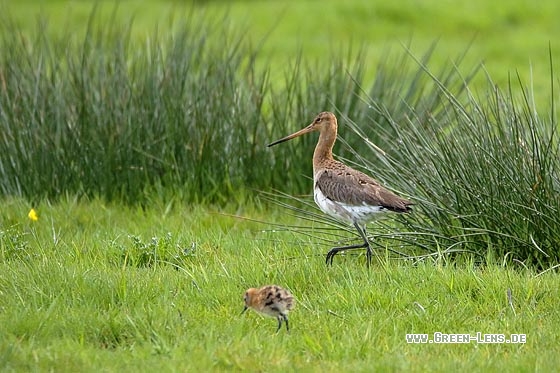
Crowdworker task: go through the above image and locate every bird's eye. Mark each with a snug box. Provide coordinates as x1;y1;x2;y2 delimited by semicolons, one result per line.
314;117;321;123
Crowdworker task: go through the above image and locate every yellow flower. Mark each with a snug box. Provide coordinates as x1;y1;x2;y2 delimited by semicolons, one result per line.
28;208;38;221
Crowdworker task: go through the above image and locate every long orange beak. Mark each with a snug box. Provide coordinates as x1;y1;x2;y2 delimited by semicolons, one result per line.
267;123;316;147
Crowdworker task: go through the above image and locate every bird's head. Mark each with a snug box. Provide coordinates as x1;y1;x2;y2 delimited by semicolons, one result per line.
267;111;338;147
241;288;257;315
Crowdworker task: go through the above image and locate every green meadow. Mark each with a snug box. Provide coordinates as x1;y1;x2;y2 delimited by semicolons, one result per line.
1;1;560;371
2;198;560;371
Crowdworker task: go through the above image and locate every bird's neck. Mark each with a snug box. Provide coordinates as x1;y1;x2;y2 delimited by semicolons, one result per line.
313;130;336;166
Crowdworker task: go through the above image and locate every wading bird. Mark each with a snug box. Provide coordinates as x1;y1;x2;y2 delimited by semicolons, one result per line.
268;111;412;265
242;285;295;332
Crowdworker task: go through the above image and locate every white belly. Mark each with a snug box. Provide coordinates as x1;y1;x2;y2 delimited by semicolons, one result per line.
314;186;385;225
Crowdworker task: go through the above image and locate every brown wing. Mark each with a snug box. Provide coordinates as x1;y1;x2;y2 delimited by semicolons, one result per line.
316;165;412;212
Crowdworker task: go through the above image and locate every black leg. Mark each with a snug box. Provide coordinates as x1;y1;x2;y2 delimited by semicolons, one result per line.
325;222;371;266
275;314;290;333
354;224;373;267
276;316;283;333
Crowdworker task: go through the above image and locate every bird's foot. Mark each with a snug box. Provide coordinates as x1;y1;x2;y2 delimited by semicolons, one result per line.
325;247;342;266
325;242;369;266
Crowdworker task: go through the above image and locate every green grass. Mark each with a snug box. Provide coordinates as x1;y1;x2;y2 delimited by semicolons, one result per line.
1;198;559;371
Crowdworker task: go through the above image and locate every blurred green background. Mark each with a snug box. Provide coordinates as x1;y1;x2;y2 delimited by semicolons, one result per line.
5;0;560;94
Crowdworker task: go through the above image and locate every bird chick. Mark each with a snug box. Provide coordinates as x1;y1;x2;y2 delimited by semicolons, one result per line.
241;285;295;332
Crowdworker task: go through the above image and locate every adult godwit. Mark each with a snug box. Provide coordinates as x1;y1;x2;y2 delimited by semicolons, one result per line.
268;111;412;265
